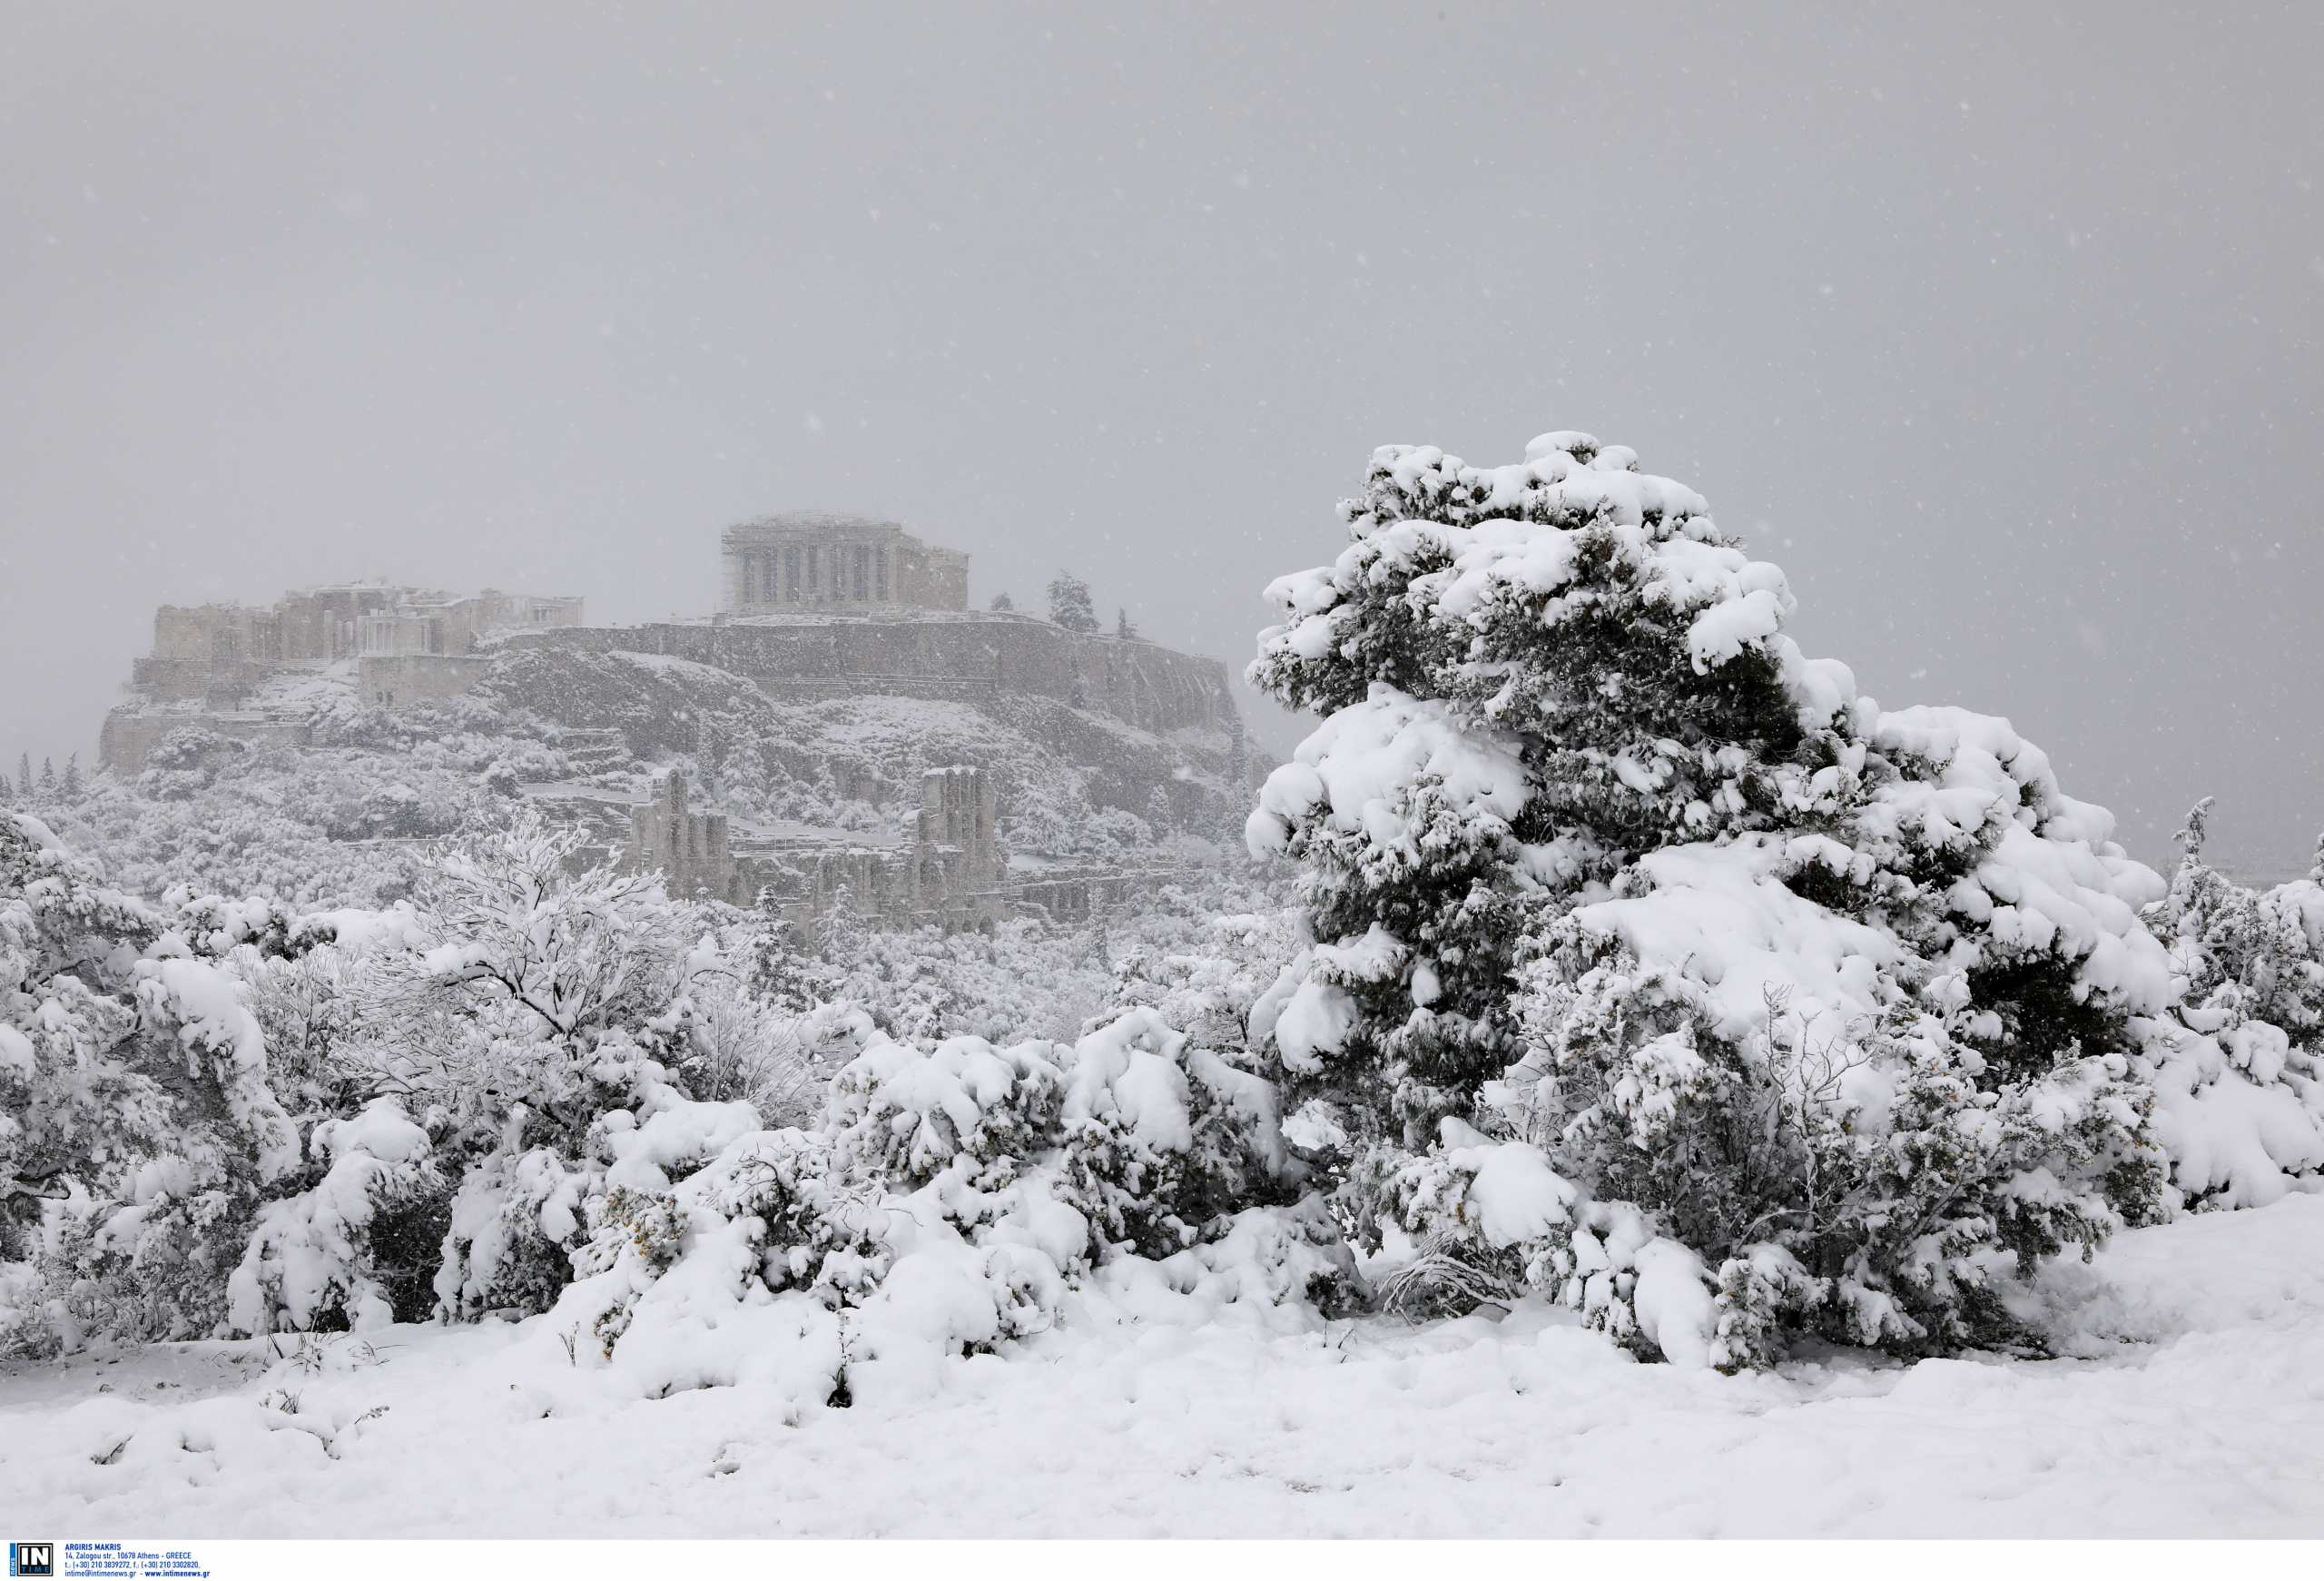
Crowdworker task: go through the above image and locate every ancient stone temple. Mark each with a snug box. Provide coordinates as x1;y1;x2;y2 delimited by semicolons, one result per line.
719;511;969;616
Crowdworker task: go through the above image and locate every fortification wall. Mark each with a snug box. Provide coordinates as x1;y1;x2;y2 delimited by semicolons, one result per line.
98;707;314;774
359;654;493;709
115;584;580;733
505;615;1235;736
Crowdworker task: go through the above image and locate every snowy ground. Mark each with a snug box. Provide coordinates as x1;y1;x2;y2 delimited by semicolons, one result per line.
6;1195;2322;1538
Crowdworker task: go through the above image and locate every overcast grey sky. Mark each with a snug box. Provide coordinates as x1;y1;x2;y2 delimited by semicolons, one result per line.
4;3;2318;874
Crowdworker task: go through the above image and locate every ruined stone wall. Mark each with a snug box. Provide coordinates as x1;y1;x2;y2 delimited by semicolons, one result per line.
360;612;438;657
98;708;315;774
619;766;1014;925
130;657;236;705
893;542;969;611
106;583;585;765
507;614;1236;736
150;588;410;680
917;765;1000;880
153;607;235;662
359;654;493;709
417;590;586;655
1013;865;1201;923
624;775;735;903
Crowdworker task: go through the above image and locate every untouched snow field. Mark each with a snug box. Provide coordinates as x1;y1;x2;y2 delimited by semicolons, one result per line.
5;1194;2321;1539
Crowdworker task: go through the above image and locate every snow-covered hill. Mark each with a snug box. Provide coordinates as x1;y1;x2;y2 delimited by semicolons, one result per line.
30;643;1252;911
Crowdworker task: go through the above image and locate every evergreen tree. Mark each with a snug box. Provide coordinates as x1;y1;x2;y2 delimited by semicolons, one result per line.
59;753;82;799
1047;570;1098;633
1247;429;2169;1364
990;590;1015;612
1222;716;1253;840
1116;607;1139;640
750;906;835;1014
812;884;863;966
2135;796;2324;1207
36;758;54;796
13;754;27;799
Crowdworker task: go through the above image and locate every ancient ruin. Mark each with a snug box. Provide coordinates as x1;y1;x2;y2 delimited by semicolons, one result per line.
720;511;969;616
100;583;584;770
99;512;1243;927
497;510;1236;736
614;766;1183;929
622;765;1009;926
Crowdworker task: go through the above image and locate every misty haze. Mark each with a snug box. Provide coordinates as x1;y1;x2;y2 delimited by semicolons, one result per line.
3;1;2321;1553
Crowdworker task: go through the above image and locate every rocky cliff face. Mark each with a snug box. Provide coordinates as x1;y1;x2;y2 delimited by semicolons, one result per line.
498;611;1238;737
69;606;1261;913
474;640;1250;845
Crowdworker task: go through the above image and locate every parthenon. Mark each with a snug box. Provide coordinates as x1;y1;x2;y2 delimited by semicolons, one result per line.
720;510;969;616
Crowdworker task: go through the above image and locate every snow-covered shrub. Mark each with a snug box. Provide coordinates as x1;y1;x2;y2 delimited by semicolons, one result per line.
691;1126;891;1303
2136;800;2324;1207
657;931;823;1129
238;937;389;1118
435;1133;599;1322
433;1038;758;1322
366;812;761;1321
1485;936;2157;1359
228;1097;445;1334
556;1006;1314;1406
1110;907;1313;1059
1;811;300;1354
378;810;691;1061
816;1008;1292;1260
1055;1007;1289;1258
1247;430;2185;1364
825;1033;1067;1189
556;1114;1064;1404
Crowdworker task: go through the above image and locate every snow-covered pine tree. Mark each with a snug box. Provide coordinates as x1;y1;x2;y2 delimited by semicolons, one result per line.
2137;797;2324;1206
36;759;54;797
1048;571;1098;633
750;905;833;1014
812;884;862;966
13;756;28;800
1219;717;1252;843
1246;430;2171;1364
2151;799;2323;1043
59;754;82;799
990;590;1015;612
1117;607;1139;640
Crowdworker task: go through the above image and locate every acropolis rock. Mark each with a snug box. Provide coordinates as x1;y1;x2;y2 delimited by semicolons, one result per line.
95;511;1248;927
